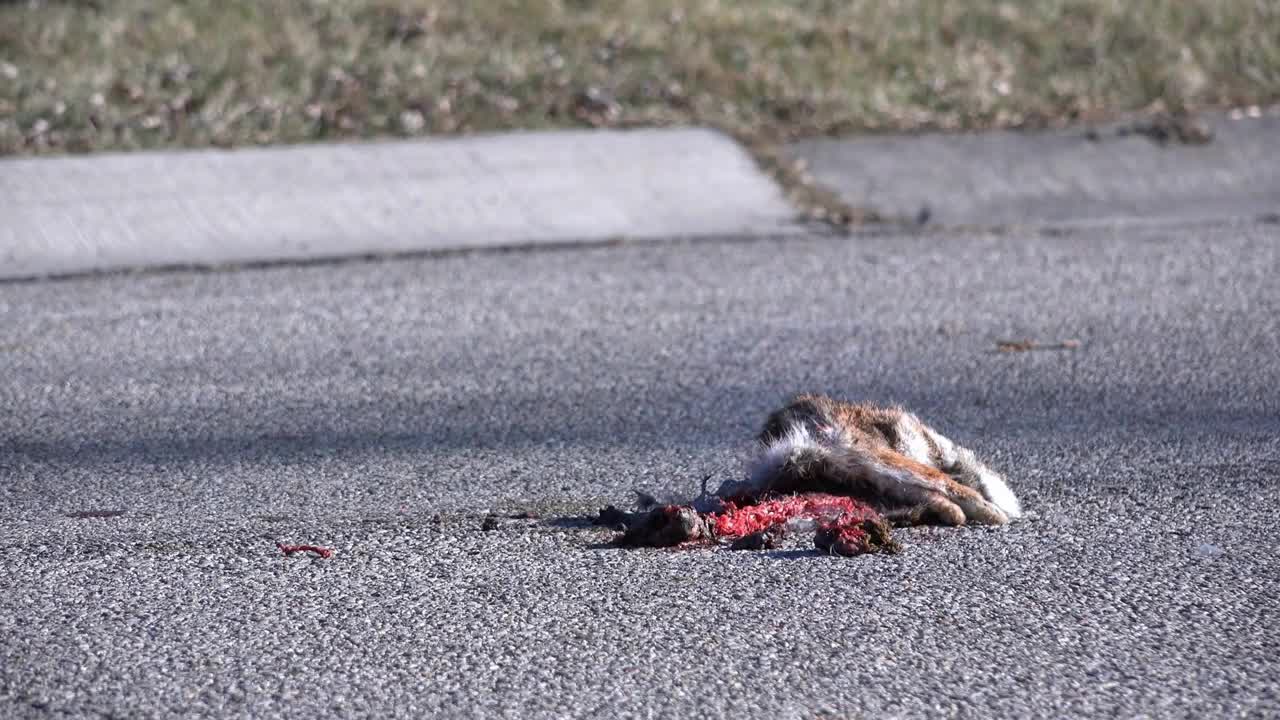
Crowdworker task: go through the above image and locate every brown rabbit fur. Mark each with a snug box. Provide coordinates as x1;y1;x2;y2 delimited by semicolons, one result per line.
717;394;1022;527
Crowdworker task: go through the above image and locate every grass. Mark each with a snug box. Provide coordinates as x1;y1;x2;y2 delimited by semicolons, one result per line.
2;1;1278;217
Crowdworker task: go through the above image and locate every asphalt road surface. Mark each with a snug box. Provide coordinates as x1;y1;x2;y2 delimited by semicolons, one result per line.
2;222;1278;718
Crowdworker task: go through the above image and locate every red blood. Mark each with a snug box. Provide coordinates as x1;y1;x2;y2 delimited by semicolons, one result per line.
277;542;334;559
608;492;898;557
711;493;879;538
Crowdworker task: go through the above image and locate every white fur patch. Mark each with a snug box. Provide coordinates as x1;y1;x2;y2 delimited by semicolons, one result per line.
923;427;959;467
745;423;819;490
975;467;1022;518
864;460;937;491
895;416;934;464
747;422;814;479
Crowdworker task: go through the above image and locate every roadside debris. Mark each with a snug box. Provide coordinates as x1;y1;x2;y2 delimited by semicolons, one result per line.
996;338;1081;352
1085;109;1214;146
1117;112;1214;146
276;542;334;559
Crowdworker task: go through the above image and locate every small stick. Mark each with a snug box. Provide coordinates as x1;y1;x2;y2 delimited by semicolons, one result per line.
996;338;1081;352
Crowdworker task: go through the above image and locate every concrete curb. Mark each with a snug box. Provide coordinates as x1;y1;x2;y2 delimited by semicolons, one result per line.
788;108;1280;228
0;128;796;280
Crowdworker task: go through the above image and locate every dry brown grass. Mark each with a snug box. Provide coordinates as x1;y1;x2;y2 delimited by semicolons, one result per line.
2;0;1277;158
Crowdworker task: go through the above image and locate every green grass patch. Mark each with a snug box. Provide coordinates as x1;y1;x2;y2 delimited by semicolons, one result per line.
2;0;1277;159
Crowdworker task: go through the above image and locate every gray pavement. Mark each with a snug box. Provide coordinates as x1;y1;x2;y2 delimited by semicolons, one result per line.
2;222;1278;718
789;109;1280;227
0;128;794;280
